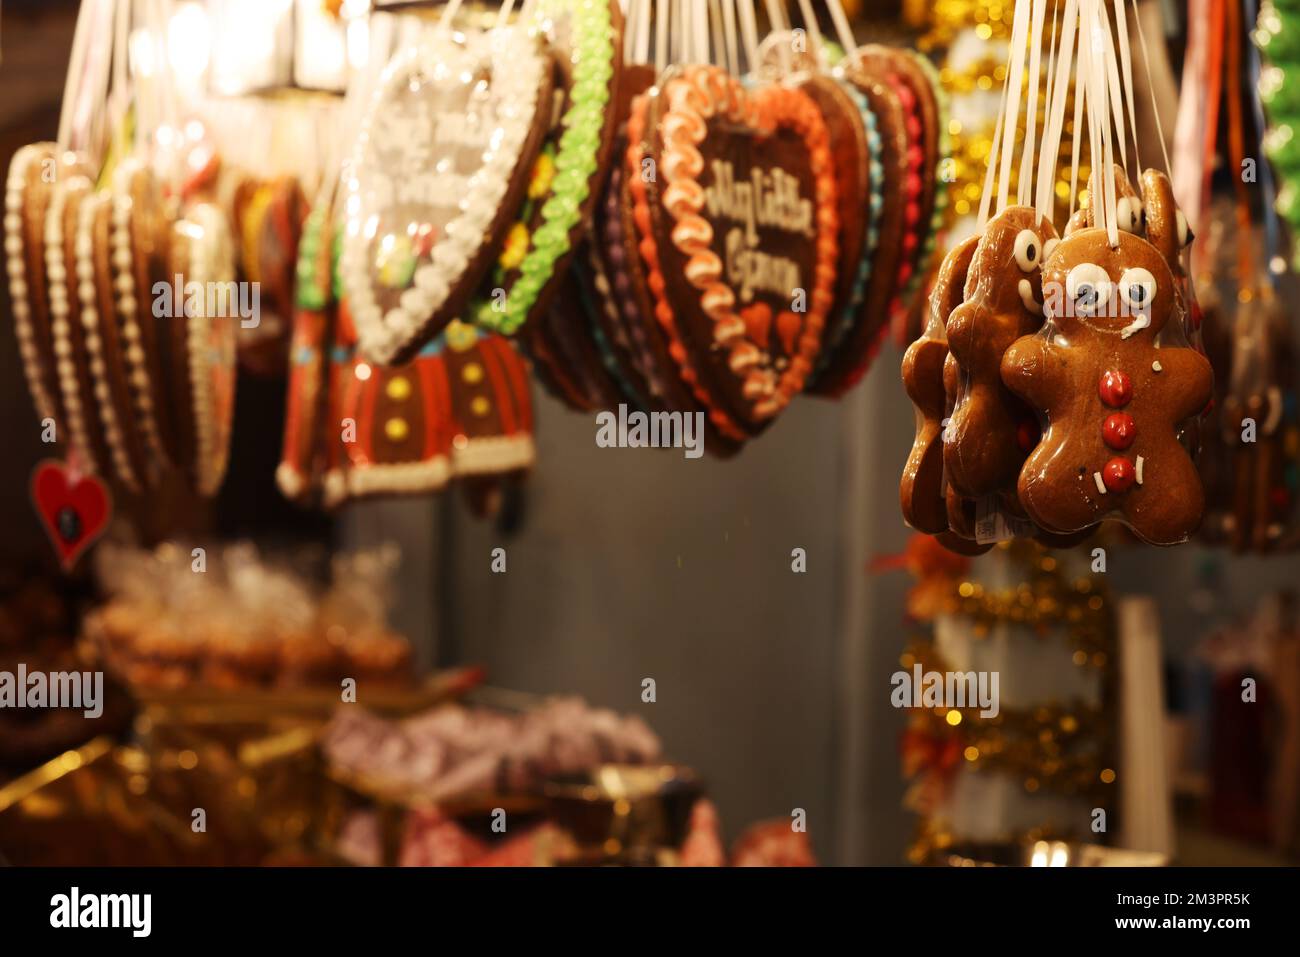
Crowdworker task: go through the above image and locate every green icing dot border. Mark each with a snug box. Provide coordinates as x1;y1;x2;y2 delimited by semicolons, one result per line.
473;0;615;336
295;205;328;311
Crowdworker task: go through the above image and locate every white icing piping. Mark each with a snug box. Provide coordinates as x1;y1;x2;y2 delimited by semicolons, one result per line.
46;180;101;474
76;191;140;493
109;163;168;474
6;144;59;422
342;27;546;364
180;203;237;497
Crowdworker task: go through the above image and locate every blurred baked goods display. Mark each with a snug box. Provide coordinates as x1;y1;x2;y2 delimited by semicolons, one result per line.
82;542;412;691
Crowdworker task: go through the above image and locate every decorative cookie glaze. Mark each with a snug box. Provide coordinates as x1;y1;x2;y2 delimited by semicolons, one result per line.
176;204;238;497
471;0;619;336
342;26;548;362
109;162;169;476
6;144;61;424
46;176;106;473
75;192;140;492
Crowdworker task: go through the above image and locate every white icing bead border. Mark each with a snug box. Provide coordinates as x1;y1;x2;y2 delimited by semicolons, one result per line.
109;161;169;476
341;27;545;365
6;144;58;423
176;204;237;498
45;178;103;474
451;433;535;476
75;191;141;493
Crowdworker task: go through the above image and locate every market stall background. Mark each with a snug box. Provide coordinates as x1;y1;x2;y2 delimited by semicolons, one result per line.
0;0;1296;866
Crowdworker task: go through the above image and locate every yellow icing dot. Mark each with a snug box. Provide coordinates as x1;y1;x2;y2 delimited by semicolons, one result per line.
384;417;409;442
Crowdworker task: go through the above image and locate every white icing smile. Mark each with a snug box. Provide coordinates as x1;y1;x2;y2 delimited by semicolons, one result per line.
1018;278;1042;315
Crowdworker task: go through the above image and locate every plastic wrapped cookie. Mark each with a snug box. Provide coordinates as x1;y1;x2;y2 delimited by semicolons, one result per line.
1001;226;1214;545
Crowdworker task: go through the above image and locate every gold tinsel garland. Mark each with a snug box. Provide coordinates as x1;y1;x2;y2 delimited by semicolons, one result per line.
901;540;1119;862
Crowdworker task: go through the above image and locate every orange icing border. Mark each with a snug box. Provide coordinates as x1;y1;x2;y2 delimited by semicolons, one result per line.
626;92;747;441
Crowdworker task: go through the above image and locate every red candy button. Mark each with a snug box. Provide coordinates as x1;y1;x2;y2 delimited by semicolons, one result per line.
1102;457;1136;492
1099;369;1132;407
1017;418;1041;453
1102;412;1136;450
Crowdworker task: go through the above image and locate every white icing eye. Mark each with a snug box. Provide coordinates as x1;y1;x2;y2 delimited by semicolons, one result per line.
1118;267;1157;312
1117;196;1145;234
1066;263;1113;316
1176;209;1193;247
1042;237;1060;260
1013;229;1042;272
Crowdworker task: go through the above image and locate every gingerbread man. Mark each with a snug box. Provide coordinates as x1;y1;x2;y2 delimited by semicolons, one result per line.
1001;227;1214;544
943;205;1058;499
900;234;979;533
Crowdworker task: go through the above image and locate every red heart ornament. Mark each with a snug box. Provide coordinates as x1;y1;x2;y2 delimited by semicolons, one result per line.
641;65;839;432
30;460;111;570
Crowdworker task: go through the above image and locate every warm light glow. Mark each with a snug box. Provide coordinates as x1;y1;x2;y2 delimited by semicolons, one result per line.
129;28;157;79
168;2;212;81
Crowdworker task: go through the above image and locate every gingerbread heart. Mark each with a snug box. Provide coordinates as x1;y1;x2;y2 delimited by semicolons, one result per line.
278;202;338;503
811;68;909;395
470;0;623;337
6;145;91;429
342;25;552;365
30;460;110;570
1002;227;1214;544
643;65;839;431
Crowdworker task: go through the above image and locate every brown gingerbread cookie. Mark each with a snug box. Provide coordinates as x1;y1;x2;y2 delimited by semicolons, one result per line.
941;350;988;551
1001;227;1214;544
110;161;174;480
7;145;91;431
796;74;870;360
644;65;839;434
900;234;978;533
47;175;113;475
82;191;152;492
943;206;1057;499
806;69;908;395
851;46;941;335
